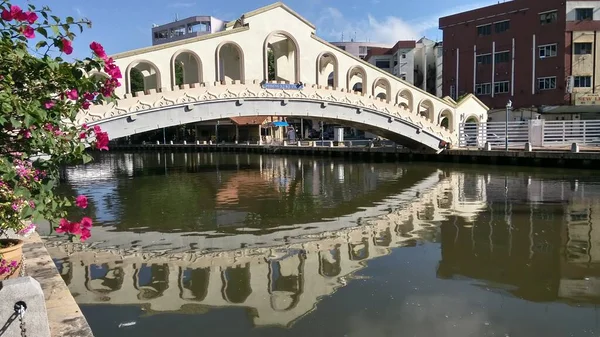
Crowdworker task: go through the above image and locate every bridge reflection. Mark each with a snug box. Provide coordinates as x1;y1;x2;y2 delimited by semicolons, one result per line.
49;170;600;327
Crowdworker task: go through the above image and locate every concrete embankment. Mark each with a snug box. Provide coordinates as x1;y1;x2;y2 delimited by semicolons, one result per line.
107;143;600;169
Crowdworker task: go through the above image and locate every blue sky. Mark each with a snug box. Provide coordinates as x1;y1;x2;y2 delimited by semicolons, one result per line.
28;0;497;59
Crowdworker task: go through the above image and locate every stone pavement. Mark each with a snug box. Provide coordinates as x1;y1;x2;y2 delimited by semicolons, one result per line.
21;232;94;337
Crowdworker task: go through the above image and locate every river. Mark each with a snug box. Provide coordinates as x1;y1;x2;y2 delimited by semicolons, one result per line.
43;152;600;336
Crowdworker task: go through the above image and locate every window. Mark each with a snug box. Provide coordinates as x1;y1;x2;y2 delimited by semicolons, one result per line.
359;46;367;55
574;76;592;87
337;45;346;51
477;24;492;36
495;20;510;33
540;10;558;25
375;60;389;69
576;8;594;21
575;42;593;55
495;51;510;63
402;53;406;59
494;81;510;94
476;53;492;65
539;44;557;58
538;76;557;90
475;83;492;95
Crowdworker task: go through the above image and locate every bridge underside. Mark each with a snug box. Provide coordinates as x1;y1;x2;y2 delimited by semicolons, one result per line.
93;99;447;153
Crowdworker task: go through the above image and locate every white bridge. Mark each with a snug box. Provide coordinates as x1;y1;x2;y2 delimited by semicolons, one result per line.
79;2;489;152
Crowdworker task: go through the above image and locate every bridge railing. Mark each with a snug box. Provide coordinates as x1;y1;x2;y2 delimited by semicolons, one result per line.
459;119;600;149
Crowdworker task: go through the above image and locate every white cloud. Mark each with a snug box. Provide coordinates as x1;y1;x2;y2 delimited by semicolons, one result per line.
167;2;196;8
317;2;496;44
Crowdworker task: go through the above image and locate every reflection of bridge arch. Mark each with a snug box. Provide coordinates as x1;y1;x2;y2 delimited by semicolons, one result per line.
84;264;125;295
51;169;496;327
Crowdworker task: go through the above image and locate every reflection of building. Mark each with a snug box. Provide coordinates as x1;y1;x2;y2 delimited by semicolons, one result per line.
49;170;486;327
438;174;600;305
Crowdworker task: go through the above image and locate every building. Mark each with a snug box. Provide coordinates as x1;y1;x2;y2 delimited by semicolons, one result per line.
330;41;392;60
439;0;600;119
363;38;441;96
152;16;226;45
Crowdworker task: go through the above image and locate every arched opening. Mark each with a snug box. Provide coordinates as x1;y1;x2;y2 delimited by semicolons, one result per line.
463;115;480;146
216;42;244;83
439;109;454;132
347;66;367;94
418;99;435;122
133;263;169;300
126;60;161;94
179;267;210;301
84;264;124;295
372;77;391;102
319;245;342;277
316;52;338;88
348;238;370;261
397;89;413;112
171;50;202;88
264;31;299;83
268;254;304;311
220;263;252;304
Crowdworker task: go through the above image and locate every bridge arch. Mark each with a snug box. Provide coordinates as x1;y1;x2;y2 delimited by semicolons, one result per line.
316;51;338;88
264;30;300;83
220;264;252;304
396;89;413;112
418;99;435;123
171;49;203;88
216;41;245;83
125;59;162;94
347;65;367;95
439;109;454;132
372;77;391;103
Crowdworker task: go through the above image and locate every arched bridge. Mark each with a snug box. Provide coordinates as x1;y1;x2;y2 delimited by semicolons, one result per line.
80;2;489;152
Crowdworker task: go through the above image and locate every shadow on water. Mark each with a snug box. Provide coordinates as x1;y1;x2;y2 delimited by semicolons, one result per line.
46;153;600;337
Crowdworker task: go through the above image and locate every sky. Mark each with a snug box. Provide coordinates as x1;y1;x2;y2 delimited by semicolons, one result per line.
27;0;499;59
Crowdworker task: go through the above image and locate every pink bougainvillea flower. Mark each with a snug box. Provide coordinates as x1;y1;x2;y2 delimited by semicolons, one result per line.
79;131;87;139
55;218;82;236
21;25;34;39
81;100;90;109
66;89;78;100
44;101;55;109
18;223;36;237
61;38;73;55
82;123;88;130
94;130;110;151
89;42;107;59
80;217;93;229
1;9;12;21
80;228;91;242
83;92;96;101
24;11;37;24
7;5;22;20
75;195;88;209
93;125;101;133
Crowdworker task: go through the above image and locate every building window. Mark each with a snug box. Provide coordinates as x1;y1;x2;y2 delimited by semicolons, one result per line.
338;45;346;51
574;42;593;55
494;51;510;63
539;44;557;58
574;76;592;87
476;53;492;65
375;60;389;69
538;76;557;90
495;20;510;33
477;24;492;36
359;46;367;55
494;81;510;94
402;53;406;59
540;10;558;25
475;83;492;95
576;8;594;21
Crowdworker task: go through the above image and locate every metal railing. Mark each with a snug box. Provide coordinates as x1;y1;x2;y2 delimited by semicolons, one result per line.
459;119;600;149
543;120;600;146
459;121;529;148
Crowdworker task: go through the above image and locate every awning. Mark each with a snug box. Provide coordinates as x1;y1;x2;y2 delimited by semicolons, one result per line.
272;121;289;127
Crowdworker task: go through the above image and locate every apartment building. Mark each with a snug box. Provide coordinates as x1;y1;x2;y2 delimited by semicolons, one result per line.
362;38;442;96
439;0;600;117
152;16;226;45
330;41;392;60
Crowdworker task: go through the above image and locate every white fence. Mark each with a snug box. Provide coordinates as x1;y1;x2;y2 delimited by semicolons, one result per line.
459;120;600;149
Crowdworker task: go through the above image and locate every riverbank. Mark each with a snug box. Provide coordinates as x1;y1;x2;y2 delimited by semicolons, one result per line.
22;232;94;337
106;143;600;169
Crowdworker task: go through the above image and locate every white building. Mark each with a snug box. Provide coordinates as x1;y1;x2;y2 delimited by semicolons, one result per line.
363;38;442;97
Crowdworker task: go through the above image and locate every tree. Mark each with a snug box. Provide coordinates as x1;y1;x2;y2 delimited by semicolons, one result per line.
267;48;275;81
175;61;184;86
0;0;120;276
130;68;145;93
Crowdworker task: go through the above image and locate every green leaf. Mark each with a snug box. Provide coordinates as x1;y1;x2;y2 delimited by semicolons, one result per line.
36;27;48;38
35;40;48;49
51;25;59;35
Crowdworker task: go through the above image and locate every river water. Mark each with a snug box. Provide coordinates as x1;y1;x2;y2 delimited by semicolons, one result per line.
44;152;600;337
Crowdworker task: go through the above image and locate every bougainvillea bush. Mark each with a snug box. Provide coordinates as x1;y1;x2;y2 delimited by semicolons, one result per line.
0;1;121;275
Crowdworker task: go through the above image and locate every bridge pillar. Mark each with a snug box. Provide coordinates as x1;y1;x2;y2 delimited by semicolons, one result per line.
329;141;334;148
312;141;316;147
183;141;187;145
169;140;174;145
196;140;200;145
156;140;160;145
209;140;212;145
